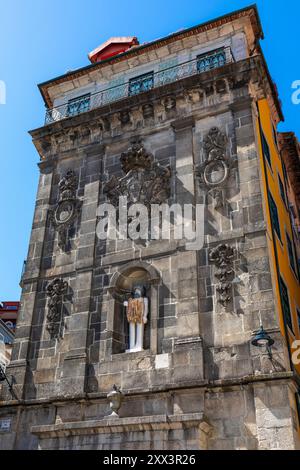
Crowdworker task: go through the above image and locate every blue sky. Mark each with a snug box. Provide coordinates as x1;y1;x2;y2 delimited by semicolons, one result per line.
0;0;299;300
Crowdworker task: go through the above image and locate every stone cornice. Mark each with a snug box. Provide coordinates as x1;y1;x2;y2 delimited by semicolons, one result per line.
31;58;254;138
30;57;264;163
30;412;210;439
0;371;295;409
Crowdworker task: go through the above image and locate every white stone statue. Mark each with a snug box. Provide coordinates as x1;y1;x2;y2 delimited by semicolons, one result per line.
123;286;148;352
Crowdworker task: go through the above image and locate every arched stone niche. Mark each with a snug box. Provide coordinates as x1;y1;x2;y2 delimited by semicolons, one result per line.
108;261;161;355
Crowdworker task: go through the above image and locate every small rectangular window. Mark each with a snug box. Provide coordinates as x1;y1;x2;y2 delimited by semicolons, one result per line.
128;72;154;96
286;232;297;276
278;174;287;207
279;276;294;333
268;191;281;241
261;130;272;168
272;124;278;148
67;94;91;117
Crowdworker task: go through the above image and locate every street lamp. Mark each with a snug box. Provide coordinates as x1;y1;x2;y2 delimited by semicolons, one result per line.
251;325;274;359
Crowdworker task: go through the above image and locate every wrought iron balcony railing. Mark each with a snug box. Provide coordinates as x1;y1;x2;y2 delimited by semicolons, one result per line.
45;46;234;125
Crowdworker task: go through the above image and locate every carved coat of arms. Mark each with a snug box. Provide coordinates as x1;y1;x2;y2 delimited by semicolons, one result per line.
104;139;171;209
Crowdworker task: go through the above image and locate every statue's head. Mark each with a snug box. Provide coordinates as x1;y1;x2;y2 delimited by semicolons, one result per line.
132;285;145;298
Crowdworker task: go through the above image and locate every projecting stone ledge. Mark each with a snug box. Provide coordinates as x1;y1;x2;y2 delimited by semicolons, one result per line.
31;413;212;439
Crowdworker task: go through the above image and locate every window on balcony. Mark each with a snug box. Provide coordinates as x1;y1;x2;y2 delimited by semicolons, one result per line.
67;94;91;117
268;191;281;241
128;72;154;96
279;276;294;333
196;48;226;73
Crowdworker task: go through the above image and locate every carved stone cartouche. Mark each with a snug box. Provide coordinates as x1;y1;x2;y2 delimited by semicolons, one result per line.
49;169;81;251
197;127;232;208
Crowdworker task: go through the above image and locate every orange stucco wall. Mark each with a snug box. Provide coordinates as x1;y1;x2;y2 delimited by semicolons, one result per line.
257;99;300;378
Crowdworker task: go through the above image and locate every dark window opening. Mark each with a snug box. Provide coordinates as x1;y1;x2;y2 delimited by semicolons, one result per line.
268;191;281;241
279;276;294;334
286;232;297;276
278;174;287;208
272;124;278;149
261;130;272;168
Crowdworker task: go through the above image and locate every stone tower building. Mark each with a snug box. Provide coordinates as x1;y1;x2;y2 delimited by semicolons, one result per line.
1;6;300;450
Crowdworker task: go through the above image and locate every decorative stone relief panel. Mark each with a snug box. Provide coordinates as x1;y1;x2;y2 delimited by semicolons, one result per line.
209;244;235;306
49;170;82;251
197;127;232;208
46;278;68;339
104;138;171;209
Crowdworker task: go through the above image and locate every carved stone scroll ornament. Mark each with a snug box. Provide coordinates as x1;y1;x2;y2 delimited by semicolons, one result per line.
197;127;232;208
209;244;235;306
46;278;68;339
104;138;171;209
49;170;82;251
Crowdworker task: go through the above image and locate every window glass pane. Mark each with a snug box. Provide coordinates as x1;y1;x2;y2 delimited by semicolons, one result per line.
261;130;272;167
279;276;293;333
286;232;297;275
278;175;287;206
268;191;281;240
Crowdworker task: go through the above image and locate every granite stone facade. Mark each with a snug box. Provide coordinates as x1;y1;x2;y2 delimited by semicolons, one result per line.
1;7;299;450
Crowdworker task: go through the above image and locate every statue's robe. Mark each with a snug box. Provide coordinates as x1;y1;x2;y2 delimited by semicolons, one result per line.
126;298;144;324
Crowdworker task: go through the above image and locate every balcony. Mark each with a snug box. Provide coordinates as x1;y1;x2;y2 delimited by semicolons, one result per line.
45;47;235;125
